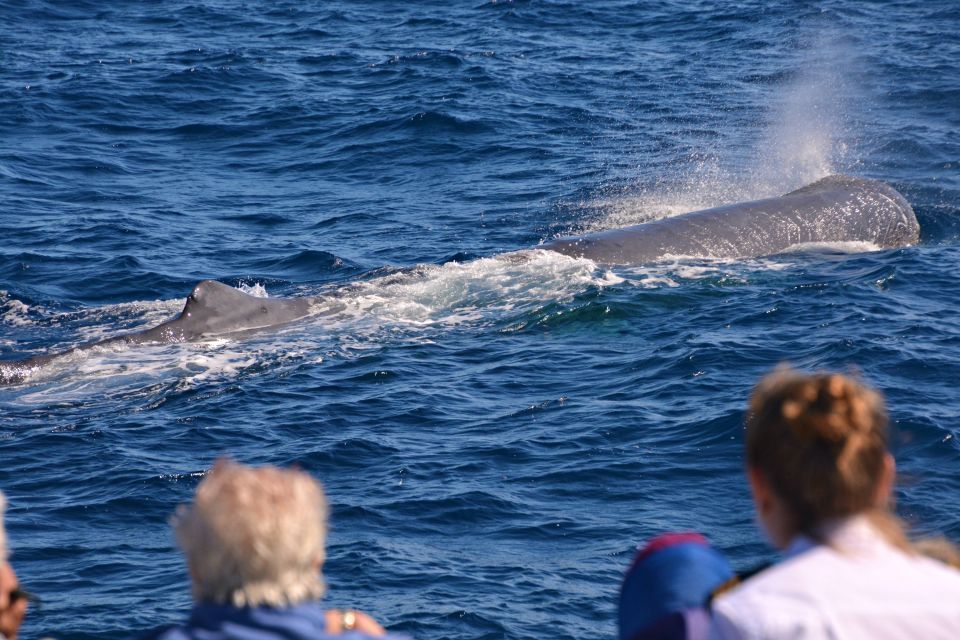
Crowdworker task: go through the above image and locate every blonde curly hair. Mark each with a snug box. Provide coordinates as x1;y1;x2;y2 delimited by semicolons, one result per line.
173;459;329;607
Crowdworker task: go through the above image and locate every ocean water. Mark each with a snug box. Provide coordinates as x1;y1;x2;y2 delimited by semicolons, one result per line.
1;1;959;638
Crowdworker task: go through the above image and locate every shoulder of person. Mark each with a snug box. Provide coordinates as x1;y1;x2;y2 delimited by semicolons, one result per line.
709;553;830;639
712;597;827;640
131;625;188;640
910;553;960;588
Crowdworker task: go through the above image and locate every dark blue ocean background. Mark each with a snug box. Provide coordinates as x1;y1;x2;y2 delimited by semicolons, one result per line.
1;1;958;637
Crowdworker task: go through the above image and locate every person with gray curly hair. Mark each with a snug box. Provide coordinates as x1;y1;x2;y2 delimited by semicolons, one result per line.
140;460;408;640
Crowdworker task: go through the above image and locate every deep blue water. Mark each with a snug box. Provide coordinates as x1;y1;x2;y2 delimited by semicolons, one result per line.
1;1;959;638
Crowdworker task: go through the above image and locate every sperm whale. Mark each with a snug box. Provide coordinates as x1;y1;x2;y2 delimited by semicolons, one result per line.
541;175;918;265
0;175;918;384
0;280;320;384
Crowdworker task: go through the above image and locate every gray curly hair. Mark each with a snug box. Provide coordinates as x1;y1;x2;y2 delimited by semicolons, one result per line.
173;460;329;607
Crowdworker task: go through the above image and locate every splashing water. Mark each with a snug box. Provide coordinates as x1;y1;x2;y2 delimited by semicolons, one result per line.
323;250;621;330
586;28;865;234
751;29;861;192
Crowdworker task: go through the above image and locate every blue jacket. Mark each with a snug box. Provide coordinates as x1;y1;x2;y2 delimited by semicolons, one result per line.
139;601;409;640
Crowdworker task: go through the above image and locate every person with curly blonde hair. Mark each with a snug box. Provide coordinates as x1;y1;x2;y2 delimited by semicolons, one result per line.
140;460;407;640
712;368;960;639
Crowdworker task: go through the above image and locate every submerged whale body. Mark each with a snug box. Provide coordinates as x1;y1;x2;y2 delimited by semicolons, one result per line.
542;175;919;265
0;175;919;384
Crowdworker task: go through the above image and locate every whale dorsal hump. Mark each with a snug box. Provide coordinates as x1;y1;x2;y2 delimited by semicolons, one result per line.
178;280;309;336
183;280;253;313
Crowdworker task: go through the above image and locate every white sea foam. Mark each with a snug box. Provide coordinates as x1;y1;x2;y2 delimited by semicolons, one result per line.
72;298;184;342
1;293;33;327
238;282;269;298
320;250;620;330
14;335;298;402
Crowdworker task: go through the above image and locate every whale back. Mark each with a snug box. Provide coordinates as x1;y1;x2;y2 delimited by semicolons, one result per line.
160;280;313;339
542;175;919;265
0;281;315;384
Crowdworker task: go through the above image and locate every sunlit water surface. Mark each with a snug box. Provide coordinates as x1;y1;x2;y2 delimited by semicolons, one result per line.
1;1;959;638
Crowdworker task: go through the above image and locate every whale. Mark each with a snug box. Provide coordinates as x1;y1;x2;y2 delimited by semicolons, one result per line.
0;280;318;384
541;175;918;265
0;175;919;384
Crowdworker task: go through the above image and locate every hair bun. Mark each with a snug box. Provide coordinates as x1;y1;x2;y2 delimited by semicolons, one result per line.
746;366;895;540
777;374;881;446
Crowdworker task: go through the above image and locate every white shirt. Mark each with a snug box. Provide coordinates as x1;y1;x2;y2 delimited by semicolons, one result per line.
711;516;960;639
